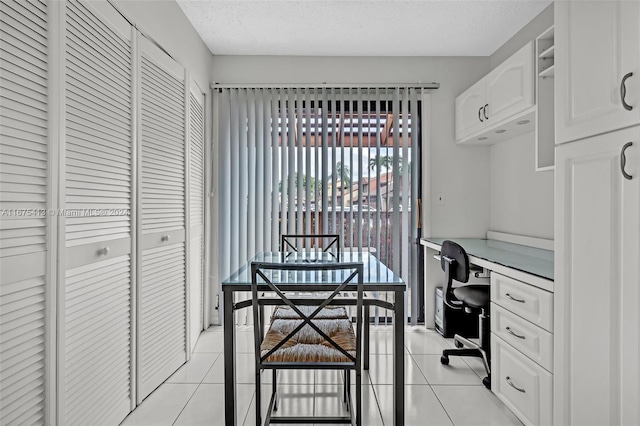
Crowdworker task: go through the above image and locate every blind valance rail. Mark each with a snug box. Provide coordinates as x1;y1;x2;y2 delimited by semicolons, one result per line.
211;82;440;91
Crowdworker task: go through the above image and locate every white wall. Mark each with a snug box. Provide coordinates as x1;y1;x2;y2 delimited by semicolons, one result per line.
111;0;214;91
490;133;554;239
212;56;492;238
488;4;554;239
490;4;553;71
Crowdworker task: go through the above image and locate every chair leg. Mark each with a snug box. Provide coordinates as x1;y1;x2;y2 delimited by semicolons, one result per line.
355;368;361;426
343;370;347;404
256;370;262;426
345;369;351;411
442;323;492;389
364;304;370;370
272;370;278;411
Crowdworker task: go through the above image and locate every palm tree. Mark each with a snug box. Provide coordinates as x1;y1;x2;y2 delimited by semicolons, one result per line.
369;155;402;212
334;161;351;187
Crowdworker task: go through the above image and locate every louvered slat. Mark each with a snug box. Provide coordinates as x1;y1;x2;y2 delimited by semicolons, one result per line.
64;0;131;247
0;1;48;424
189;92;204;226
188;89;204;351
139;243;186;398
63;254;131;426
60;2;133;426
140;55;185;235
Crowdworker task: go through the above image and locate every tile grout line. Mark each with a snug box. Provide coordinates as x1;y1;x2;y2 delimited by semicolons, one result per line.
170;351;221;426
405;335;460;426
366;373;387;426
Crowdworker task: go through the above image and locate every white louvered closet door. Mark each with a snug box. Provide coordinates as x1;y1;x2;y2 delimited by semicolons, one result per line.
137;35;187;402
188;83;205;351
0;1;49;424
62;1;134;425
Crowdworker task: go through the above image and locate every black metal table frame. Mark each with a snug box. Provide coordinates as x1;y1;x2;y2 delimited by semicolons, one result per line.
222;277;406;425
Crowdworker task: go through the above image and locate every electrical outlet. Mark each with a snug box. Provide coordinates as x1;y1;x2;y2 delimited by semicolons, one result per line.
436;193;445;206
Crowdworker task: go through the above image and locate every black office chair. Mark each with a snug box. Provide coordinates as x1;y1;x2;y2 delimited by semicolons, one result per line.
439;240;491;388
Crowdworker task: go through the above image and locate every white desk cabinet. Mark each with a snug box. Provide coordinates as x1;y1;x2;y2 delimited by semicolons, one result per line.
490;272;554;426
492;336;553;426
555;0;640;145
554;125;640;426
456;42;534;144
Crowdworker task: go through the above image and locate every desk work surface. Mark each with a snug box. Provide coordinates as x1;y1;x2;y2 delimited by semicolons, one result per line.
422;238;554;281
222;251;405;291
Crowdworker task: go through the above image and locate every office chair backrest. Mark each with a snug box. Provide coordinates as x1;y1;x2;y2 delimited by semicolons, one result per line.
441;240;470;309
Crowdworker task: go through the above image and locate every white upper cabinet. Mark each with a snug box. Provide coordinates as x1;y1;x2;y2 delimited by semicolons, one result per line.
455;78;487;141
486;42;535;126
456;42;535;145
555;0;640;144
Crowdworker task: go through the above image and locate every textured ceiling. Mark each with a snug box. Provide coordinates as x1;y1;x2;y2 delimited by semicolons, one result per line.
177;0;551;56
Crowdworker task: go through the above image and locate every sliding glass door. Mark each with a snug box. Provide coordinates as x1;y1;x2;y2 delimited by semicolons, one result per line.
217;87;421;323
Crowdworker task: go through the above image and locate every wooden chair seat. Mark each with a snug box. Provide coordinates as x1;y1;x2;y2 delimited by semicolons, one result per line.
261;318;356;363
271;305;349;320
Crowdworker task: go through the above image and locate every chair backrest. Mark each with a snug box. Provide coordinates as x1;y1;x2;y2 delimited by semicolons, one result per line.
280;234;340;259
440;240;470;309
250;261;363;366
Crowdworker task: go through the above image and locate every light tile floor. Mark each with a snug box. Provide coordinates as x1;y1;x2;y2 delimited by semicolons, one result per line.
121;326;522;426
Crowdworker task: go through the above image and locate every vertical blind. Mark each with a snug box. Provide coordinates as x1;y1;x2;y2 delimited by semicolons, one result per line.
217;87;422;324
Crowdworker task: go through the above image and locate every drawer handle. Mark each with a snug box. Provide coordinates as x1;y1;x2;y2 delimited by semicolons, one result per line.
505;327;526;339
621;142;633;180
621;72;633;111
506;376;526;393
505;293;525;303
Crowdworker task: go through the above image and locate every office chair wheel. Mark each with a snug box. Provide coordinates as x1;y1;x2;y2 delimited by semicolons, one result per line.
482;376;491;389
440;355;449;365
454;340;464;348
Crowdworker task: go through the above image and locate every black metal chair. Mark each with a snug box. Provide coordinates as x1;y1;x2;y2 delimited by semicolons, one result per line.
276;233;372;370
438;240;491;388
280;234;340;260
251;261;364;425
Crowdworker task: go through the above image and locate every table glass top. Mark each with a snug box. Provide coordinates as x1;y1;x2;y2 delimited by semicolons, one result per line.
222;252;405;289
422;238;554;281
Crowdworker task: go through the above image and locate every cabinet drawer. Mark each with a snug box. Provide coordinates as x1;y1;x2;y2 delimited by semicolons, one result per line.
491;273;553;332
492;336;553;426
491;303;553;371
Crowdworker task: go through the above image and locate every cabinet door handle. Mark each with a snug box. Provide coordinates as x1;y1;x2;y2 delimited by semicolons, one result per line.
505;293;525;303
621;142;633;180
98;246;110;256
506;326;526;339
621;72;633;111
478;107;484;122
483;104;489;120
161;235;170;242
506;376;526;393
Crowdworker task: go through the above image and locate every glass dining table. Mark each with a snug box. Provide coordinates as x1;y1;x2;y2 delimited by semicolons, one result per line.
221;251;407;425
